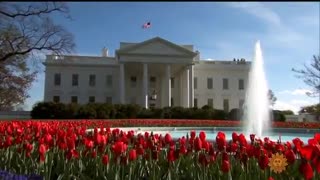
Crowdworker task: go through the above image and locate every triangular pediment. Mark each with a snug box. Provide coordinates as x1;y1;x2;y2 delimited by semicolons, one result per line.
117;37;196;57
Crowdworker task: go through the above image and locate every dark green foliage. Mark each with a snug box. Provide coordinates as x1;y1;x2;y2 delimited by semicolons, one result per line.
272;110;286;122
31;102;229;120
228;108;244;121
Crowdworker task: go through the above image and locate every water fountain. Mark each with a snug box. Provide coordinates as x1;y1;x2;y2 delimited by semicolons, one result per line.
243;40;271;137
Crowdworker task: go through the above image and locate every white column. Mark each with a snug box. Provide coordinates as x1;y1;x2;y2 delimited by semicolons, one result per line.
189;65;194;108
166;64;171;107
186;67;190;107
119;63;125;104
143;63;148;109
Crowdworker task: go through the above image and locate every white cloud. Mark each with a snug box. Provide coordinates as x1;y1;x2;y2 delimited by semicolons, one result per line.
225;2;306;50
227;2;281;27
278;89;313;96
274;99;317;114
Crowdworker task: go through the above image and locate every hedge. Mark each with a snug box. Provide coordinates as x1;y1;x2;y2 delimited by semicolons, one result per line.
31;102;229;120
31;102;287;121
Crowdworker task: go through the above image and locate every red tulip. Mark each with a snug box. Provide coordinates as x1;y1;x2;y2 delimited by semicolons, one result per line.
179;145;187;155
293;138;304;150
165;133;172;144
129;149;137;161
216;132;226;151
275;143;285;153
258;154;269;170
112;141;128;156
232;132;238;142
238;134;247;146
38;144;47;162
268;177;274;180
299;161;313;180
167;149;175;162
144;131;149;139
230;142;238;153
221;160;230;173
194;137;202;151
202;141;210;152
190;130;196;139
5;136;13;147
199;131;206;141
136;145;144;155
250;134;255;142
179;136;186;145
67;137;75;150
91;150;97;158
222;151;229;161
300;145;314;160
85;139;94;149
102;154;109;165
285;149;296;164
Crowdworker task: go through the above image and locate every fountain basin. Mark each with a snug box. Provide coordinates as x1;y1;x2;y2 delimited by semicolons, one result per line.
86;126;320;143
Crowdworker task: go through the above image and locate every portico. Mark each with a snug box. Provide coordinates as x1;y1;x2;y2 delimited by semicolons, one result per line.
116;37;197;109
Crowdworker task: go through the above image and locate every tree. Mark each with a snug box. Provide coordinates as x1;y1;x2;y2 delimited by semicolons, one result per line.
0;2;75;62
280;110;294;115
268;89;277;106
299;104;320;114
292;55;320;98
0;2;75;110
0;54;36;110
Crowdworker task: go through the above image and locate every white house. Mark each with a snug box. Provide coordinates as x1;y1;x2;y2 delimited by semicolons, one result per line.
43;37;250;112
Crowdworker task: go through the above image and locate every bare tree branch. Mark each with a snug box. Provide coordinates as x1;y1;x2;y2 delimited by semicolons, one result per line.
0;2;75;110
292;55;320;95
0;2;75;62
0;2;69;18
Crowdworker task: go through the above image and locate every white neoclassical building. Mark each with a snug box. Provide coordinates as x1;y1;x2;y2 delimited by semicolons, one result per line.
43;37;250;112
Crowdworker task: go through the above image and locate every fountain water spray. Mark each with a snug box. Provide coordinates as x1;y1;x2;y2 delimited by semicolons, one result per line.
243;41;271;137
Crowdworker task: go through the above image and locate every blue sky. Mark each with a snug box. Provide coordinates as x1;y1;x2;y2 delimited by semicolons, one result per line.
24;2;320;114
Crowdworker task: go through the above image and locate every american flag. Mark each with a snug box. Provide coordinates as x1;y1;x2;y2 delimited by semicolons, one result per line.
142;21;151;29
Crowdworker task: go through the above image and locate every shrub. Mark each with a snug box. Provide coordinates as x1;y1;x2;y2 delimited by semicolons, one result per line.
76;104;97;119
228;108;243;121
31;102;68;119
272;110;286;122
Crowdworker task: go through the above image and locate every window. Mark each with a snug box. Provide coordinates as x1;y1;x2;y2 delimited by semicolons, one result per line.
106;75;113;88
239;79;244;90
194;98;198;108
71;96;78;104
53;96;60;103
208;98;213;107
223;99;229;112
106;97;112;104
89;96;95;103
207;78;213;89
171;78;174;88
223;78;229;90
72;74;78;86
194;77;198;89
54;73;61;86
171;97;174;106
150;76;156;88
130;76;137;88
239;99;245;109
89;74;96;87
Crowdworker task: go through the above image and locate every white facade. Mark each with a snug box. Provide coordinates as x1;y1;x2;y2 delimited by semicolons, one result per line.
43;37;250;112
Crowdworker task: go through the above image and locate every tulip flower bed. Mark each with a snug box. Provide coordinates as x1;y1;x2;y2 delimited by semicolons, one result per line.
0;120;320;180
